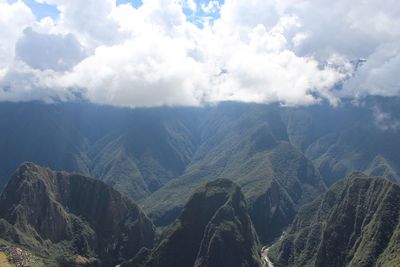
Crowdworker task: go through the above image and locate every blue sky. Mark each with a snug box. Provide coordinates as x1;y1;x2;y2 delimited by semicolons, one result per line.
1;0;398;107
116;0;143;8
17;0;224;26
7;0;59;19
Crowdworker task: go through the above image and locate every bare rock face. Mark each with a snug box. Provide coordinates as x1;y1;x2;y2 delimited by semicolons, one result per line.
270;172;400;267
0;162;156;266
123;178;261;267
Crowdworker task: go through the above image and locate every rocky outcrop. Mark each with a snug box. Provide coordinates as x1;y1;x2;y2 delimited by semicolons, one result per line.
270;172;400;267
0;163;155;265
124;179;261;267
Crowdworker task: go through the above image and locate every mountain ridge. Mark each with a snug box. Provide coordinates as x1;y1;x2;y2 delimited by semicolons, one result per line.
0;162;156;266
122;178;262;267
269;172;400;267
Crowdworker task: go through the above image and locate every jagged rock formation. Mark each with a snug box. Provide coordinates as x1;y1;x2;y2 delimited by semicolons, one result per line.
123;179;261;267
269;172;400;267
1;98;400;244
0;163;155;266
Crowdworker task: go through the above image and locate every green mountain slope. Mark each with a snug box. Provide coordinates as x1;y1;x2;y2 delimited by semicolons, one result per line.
284;98;400;186
1;98;400;245
269;172;400;267
123;179;261;267
0;163;155;266
142;104;326;243
0;102;202;200
2;98;400;198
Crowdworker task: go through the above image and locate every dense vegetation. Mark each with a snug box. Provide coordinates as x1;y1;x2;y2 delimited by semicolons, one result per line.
1;97;399;198
1;167;400;266
0;97;399;266
142;103;327;233
269;172;400;267
0;165;262;267
122;179;261;267
0;163;155;266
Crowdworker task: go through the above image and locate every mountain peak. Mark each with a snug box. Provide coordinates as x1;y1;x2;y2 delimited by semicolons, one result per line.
124;178;261;267
345;171;368;179
0;164;156;265
270;175;400;267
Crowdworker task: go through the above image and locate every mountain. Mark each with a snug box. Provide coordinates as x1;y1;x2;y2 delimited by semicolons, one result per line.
0;97;400;244
0;163;155;266
0;102;202;200
0;102;327;244
122;179;261;267
284;97;400;186
269;172;400;267
142;103;326;244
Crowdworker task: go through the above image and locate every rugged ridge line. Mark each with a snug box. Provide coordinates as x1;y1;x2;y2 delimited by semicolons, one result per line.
269;172;400;267
123;179;261;267
0;162;156;266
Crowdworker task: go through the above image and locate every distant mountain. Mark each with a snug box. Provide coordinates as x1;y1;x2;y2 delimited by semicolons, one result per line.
0;102;202;200
0;97;400;244
143;104;326;244
123;179;261;267
0;163;155;266
284;97;400;185
269;172;400;267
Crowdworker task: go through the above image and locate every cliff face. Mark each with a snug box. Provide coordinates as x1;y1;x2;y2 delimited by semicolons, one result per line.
0;163;155;265
124;179;261;267
270;172;400;267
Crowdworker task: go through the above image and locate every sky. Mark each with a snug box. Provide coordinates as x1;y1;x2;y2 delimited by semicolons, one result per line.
0;0;399;107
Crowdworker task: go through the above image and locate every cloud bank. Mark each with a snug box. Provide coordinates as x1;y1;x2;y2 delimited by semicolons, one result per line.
0;0;399;107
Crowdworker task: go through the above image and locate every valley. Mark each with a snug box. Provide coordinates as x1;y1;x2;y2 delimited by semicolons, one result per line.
0;98;400;266
1;0;398;265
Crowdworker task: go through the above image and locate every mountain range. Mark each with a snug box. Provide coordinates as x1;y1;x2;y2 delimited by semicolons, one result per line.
0;163;262;267
0;163;155;266
0;97;400;266
269;172;400;267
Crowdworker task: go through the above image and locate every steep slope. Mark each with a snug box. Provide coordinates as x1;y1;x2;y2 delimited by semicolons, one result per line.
88;109;200;200
269;172;400;267
143;104;326;243
0;102;90;189
283;97;400;186
0;162;155;266
1;98;400;246
0;102;201;199
123;179;261;267
1;97;400;194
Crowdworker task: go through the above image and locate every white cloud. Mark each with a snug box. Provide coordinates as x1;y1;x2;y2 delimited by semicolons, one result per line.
342;42;400;97
0;0;399;107
0;61;73;102
56;36;209;107
36;0;123;48
372;106;400;131
15;28;86;71
0;0;35;69
201;0;220;14
179;0;196;12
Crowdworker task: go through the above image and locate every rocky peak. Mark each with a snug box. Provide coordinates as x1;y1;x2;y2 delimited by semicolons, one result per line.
0;163;156;265
124;178;261;267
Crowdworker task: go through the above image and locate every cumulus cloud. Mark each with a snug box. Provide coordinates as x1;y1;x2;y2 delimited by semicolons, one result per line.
342;42;400;97
57;37;209;107
16;28;86;71
0;0;399;107
0;61;74;102
0;0;35;69
35;0;122;48
201;0;220;14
